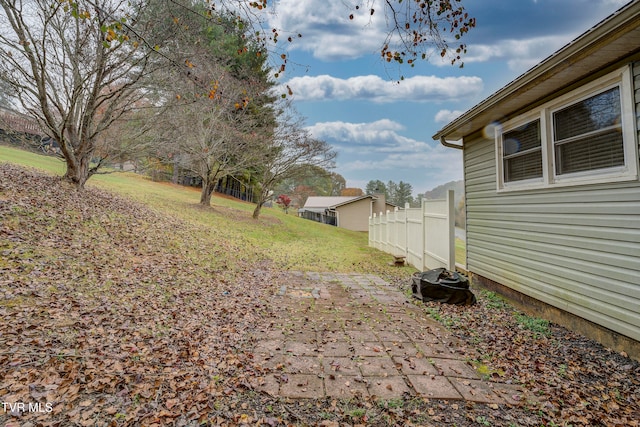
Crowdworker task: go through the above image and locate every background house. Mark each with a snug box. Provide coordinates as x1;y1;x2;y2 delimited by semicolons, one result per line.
433;1;640;359
299;194;395;231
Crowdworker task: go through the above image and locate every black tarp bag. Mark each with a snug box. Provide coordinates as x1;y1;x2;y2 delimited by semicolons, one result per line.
412;268;476;305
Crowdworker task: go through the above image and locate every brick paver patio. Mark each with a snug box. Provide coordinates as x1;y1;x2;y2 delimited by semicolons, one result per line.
250;272;524;403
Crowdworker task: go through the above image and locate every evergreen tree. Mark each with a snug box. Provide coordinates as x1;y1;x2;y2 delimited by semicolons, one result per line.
395;181;414;206
386;180;398;204
365;180;387;196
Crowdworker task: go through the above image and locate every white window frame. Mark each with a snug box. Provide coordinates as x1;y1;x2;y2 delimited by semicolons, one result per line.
496;66;639;192
495;111;546;190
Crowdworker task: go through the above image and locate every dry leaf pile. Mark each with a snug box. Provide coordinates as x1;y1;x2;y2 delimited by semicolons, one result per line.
406;295;640;426
1;164;275;426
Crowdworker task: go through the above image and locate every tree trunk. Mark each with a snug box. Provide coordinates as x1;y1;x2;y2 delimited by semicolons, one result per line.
252;202;263;219
200;178;215;206
253;188;269;219
63;153;91;189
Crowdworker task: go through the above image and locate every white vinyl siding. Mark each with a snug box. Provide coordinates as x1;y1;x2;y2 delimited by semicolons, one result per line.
463;61;640;342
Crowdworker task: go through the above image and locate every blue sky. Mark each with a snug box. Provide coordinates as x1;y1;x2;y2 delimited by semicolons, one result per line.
264;0;630;194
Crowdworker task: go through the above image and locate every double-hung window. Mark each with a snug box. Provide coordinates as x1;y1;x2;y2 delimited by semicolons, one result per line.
502;119;542;183
552;86;624;176
496;66;638;191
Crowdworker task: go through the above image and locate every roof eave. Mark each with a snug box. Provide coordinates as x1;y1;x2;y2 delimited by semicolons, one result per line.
331;195;374;208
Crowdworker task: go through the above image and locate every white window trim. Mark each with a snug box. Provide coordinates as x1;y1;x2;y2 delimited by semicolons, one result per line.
496;66;639;192
495;111;545;190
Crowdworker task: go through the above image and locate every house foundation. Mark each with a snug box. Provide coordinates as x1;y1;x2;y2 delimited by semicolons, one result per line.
472;273;640;362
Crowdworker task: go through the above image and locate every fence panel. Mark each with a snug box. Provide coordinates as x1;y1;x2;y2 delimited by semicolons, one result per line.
393;208;407;256
379;213;388;252
368;190;455;271
405;207;423;269
422;192;455;271
385;210;396;254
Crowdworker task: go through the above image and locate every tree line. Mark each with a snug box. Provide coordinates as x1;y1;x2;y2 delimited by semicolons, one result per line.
365;179;419;207
367;179;465;228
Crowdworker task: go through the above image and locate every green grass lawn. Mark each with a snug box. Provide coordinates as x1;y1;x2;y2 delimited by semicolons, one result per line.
0;144;468;275
0;144;66;174
455;237;466;267
0;144;415;277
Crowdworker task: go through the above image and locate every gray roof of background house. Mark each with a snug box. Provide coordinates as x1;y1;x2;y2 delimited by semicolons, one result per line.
301;195;375;212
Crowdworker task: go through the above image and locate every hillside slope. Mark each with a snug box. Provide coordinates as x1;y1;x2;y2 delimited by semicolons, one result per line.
423;180;464;205
1;163;287;425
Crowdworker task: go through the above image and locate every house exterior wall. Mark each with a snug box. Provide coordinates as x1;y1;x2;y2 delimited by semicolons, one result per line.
463;61;640;343
336;198;373;231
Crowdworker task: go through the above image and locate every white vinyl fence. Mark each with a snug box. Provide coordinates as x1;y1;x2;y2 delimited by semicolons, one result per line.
369;190;456;272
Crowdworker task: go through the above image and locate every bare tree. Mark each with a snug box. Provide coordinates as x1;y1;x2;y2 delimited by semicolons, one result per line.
0;0;156;188
157;75;268;206
0;79;16;108
142;1;275;206
93;99;158;172
0;0;473;190
251;102;336;219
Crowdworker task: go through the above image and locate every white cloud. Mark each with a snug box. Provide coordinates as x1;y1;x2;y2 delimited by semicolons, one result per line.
435;110;464;124
308;119;402;140
341;146;461;172
268;0;388;61
460;35;574;72
260;0;628;70
307;119;461;168
281;74;483;103
306;118;463;193
307;119;421;152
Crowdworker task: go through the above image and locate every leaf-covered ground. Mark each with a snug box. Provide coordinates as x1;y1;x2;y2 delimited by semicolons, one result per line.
1;162;639;426
400;297;640;426
1;164;280;426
